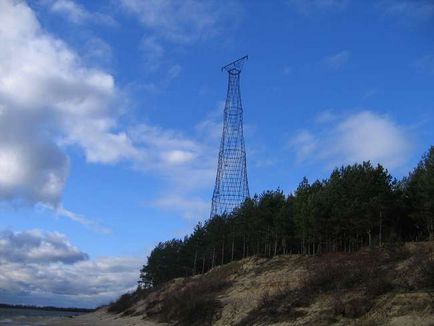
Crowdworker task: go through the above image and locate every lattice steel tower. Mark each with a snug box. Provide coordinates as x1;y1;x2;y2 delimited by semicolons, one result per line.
211;56;250;217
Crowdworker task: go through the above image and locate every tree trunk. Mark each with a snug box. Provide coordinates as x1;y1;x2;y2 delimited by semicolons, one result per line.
428;216;433;241
221;240;225;265
301;233;305;255
268;241;272;257
274;238;278;256
231;238;235;261
193;249;198;275
379;211;383;246
367;230;372;248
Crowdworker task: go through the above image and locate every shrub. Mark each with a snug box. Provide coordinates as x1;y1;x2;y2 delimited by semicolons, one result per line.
159;278;231;326
107;286;155;315
365;275;393;296
107;292;135;315
384;241;410;262
411;248;434;289
305;250;392;296
343;297;372;318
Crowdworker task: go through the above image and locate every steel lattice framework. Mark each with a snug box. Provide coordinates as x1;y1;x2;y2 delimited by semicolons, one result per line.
210;56;250;217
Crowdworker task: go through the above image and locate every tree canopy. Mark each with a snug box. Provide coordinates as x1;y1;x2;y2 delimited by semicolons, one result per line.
140;147;434;288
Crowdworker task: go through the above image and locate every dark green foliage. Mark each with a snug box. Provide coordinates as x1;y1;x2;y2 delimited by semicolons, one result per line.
404;146;434;241
139;147;434;290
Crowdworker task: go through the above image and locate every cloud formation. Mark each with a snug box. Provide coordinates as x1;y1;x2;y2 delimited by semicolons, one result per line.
0;0;222;223
0;0;137;210
323;50;351;70
130;121;218;220
0;229;87;264
379;0;434;23
121;0;240;68
287;0;348;15
290;111;412;170
120;0;231;44
49;0;117;26
150;195;210;220
0;229;141;307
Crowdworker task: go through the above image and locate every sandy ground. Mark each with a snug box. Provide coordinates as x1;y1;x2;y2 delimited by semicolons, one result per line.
42;309;162;326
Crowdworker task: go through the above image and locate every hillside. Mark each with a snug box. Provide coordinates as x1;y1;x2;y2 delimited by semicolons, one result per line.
93;241;433;326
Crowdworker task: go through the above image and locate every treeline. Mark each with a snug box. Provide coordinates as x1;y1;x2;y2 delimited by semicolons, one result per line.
140;147;434;288
0;303;94;312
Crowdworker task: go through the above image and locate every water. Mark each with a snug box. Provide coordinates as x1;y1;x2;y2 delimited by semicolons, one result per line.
0;307;84;325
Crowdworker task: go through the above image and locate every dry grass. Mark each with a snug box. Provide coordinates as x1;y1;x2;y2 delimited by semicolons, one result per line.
237;247;414;325
158;278;232;326
107;242;434;325
107;287;154;315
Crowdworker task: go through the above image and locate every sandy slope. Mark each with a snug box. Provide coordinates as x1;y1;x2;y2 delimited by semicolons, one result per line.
42;242;434;325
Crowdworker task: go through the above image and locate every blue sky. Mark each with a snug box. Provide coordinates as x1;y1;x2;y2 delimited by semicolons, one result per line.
0;0;433;307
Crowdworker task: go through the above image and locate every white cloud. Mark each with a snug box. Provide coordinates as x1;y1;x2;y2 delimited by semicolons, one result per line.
0;0;222;222
315;109;337;124
50;0;88;23
289;130;319;163
0;109;69;205
84;37;113;66
130;122;216;191
130;110;222;219
379;0;434;23
163;150;196;165
120;0;229;44
0;229;141;308
167;64;183;81
121;0;240;67
49;0;117;26
323;50;351;70
287;0;348;15
0;229;88;264
129;123;201;168
141;36;165;70
54;205;112;234
0;0;137;210
289;111;412;169
150;195;210;220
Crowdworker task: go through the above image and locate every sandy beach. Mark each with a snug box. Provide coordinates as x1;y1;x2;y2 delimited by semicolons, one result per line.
42;309;161;326
1;309;162;326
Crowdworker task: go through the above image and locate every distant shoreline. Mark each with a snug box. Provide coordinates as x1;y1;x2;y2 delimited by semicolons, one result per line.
0;303;95;313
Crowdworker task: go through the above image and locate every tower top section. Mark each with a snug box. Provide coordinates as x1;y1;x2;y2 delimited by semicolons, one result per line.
221;55;248;74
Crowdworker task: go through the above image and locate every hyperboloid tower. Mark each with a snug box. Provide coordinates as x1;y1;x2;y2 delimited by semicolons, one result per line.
210;56;250;217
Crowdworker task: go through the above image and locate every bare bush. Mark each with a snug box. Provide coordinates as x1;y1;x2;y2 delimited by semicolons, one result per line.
159;278;231;326
108;287;154;315
401;247;434;292
107;292;135;315
306;250;392;297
